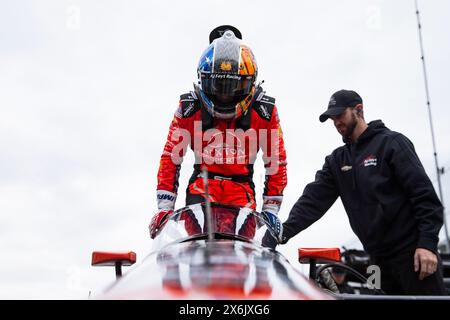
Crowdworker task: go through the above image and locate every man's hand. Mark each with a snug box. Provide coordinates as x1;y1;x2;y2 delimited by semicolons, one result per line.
149;209;173;239
414;248;438;280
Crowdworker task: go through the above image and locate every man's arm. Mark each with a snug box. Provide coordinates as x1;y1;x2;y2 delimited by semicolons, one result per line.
261;105;287;214
390;133;443;253
156;105;190;210
282;156;339;242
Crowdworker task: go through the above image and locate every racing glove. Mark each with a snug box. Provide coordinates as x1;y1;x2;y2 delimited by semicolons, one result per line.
257;195;283;229
259;210;285;249
261;227;288;249
261;195;283;215
259;196;284;249
156;190;177;210
150;190;177;239
149;209;173;239
262;230;278;249
260;211;283;240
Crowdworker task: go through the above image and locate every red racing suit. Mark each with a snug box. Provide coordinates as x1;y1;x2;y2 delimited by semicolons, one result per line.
156;86;287;235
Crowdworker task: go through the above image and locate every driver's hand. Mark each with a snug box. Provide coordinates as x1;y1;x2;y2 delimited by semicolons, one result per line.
260;211;283;242
260;211;285;250
149;209;173;239
262;230;278;249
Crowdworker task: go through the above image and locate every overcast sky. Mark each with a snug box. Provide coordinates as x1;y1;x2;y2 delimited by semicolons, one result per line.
1;0;449;299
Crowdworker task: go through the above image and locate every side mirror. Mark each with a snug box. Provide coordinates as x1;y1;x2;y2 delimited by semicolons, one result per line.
91;251;136;280
298;248;341;279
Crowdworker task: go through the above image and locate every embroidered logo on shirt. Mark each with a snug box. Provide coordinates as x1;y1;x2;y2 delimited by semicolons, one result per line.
259;104;270;118
362;154;377;167
341;165;352;172
183;102;195;117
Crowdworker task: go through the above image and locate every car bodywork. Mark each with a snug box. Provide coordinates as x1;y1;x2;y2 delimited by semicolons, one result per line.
91;203;331;300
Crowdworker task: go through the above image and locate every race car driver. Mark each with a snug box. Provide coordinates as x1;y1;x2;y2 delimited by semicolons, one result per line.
149;26;287;240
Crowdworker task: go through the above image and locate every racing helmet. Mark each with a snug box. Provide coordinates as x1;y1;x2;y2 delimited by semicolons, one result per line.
197;29;258;119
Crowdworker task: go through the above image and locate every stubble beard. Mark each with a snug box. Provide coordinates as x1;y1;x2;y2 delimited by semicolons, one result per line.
337;113;358;139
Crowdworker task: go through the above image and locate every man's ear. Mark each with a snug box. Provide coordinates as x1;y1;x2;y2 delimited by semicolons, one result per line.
354;104;363;115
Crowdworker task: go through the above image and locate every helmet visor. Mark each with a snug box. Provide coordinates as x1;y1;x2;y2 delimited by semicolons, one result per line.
201;73;254;98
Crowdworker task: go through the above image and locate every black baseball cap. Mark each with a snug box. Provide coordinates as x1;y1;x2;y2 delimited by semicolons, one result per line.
319;89;363;122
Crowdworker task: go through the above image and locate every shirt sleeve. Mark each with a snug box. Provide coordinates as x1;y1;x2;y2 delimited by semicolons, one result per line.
262;105;287;197
389;133;443;253
156;104;190;195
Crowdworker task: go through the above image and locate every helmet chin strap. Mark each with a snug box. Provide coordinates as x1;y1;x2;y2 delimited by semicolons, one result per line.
212;99;240;119
212;108;236;119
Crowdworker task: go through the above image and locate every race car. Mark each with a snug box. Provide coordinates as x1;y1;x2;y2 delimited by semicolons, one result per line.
90;202;450;300
90;203;333;299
